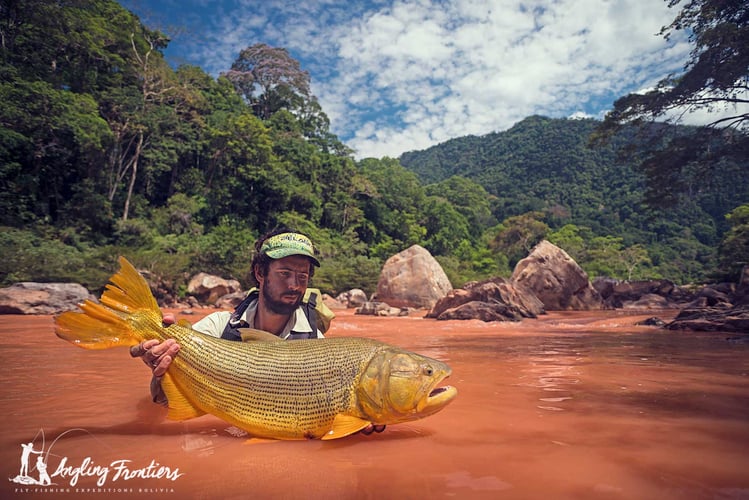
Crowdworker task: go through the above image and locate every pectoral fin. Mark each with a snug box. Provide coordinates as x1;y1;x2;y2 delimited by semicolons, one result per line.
161;372;207;421
321;415;372;440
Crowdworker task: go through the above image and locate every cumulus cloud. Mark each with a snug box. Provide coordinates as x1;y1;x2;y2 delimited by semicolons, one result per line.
127;0;693;158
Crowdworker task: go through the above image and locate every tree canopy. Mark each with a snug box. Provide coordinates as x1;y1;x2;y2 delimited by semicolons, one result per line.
593;0;748;208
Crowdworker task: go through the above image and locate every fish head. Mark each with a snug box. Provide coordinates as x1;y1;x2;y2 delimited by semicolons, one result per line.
357;347;457;424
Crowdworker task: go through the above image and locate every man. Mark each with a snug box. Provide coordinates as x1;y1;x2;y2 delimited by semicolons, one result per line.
130;229;385;434
130;229;323;400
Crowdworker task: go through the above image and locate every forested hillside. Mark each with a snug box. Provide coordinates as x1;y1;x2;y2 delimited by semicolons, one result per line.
400;116;749;284
1;0;746;298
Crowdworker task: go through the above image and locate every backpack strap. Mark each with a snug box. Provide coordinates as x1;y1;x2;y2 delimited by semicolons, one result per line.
220;289;259;341
220;288;321;341
286;290;318;339
303;290;319;335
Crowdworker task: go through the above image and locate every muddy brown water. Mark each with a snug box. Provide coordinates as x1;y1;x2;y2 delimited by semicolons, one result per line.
1;309;748;499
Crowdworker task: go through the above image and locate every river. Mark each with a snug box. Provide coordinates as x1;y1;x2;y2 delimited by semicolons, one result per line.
1;309;747;499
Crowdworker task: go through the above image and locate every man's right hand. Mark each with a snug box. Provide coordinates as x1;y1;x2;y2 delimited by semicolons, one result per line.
129;339;180;377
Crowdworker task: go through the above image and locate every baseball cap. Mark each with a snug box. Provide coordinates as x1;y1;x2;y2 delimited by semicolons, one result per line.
259;232;320;267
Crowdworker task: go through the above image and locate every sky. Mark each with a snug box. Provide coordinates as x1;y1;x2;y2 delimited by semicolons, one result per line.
120;0;693;159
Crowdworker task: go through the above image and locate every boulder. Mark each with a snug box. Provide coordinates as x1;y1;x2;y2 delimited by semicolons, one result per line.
593;278;691;309
621;293;675;310
322;293;347;310
666;304;749;333
355;301;405;317
336;289;368;308
215;290;247;310
375;245;452;309
0;282;94;314
427;277;544;321
187;273;241;305
511;240;602;310
636;317;667;327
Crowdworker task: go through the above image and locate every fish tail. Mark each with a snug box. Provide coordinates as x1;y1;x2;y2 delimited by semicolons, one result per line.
55;256;163;350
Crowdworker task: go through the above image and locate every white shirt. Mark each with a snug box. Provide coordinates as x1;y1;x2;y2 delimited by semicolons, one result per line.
191;298;324;339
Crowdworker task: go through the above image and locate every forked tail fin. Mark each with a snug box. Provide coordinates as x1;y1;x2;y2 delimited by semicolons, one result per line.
55;256;163;349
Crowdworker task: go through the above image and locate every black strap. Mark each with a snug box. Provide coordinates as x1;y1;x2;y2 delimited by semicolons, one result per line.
304;291;318;335
220;289;318;341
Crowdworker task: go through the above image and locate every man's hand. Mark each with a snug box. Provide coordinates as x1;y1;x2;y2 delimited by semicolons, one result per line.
129;339;180;377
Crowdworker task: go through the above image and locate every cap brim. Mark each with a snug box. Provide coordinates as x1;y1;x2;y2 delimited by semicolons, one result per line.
265;248;321;267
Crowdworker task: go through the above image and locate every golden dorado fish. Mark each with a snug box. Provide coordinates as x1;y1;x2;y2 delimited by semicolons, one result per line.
54;257;457;440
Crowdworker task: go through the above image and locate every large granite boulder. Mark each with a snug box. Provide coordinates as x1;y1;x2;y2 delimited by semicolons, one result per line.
427;277;544;321
511;240;602;310
0;282;94;314
375;245;452;309
187;273;241;305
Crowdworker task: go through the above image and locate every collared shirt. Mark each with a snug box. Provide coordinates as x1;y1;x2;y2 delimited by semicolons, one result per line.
192;297;324;339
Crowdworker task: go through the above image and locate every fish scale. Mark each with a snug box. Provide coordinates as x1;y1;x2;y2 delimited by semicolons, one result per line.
165;331;385;437
55;257;457;440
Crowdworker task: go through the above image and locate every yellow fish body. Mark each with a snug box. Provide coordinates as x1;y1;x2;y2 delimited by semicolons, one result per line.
54;257;457;440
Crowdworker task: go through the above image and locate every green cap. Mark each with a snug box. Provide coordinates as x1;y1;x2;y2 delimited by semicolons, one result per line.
259;232;320;267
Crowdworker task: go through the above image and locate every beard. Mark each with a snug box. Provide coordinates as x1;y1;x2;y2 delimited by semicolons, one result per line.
262;284;302;315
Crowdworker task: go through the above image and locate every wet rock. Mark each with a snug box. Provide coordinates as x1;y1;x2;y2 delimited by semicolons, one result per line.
511;240;602;310
427;277;544;321
692;286;733;307
375;245;452;309
593;278;689;309
187;273;241;305
636;317;667;327
336;289;368;308
432;301;528;322
0;282;94;314
666;305;749;333
355;301;405;317
622;293;674;310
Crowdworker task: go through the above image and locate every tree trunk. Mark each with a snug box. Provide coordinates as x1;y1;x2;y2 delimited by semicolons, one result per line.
122;131;143;221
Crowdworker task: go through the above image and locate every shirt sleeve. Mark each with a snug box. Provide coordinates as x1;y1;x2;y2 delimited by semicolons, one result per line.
191;311;232;338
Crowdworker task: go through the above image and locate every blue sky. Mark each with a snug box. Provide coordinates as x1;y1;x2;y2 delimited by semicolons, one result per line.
120;0;692;159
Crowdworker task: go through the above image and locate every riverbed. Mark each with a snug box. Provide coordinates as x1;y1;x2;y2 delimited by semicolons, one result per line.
1;309;747;499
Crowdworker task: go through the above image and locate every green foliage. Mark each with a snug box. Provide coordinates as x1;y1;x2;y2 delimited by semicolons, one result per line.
717;204;749;281
356;157;427;259
593;0;748;210
490;211;550;268
0;226;110;288
401;116;743;283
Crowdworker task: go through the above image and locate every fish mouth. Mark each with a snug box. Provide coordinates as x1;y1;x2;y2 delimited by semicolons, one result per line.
422;374;458;413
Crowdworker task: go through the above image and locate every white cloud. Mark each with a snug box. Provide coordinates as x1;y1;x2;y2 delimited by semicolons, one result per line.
137;0;693;159
317;0;690;158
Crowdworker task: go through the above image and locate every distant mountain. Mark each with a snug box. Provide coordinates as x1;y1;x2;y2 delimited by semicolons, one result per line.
399;116;648;236
400;116;749;241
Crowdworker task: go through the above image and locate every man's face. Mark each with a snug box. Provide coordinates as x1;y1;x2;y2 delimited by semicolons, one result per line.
257;255;312;315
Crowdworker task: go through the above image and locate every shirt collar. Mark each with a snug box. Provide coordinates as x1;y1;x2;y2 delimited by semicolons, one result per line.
240;298;313;340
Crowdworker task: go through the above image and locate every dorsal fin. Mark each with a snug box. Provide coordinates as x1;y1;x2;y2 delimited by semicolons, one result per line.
239;328;284;342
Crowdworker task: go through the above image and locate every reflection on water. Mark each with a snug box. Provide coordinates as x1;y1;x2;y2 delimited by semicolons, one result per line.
1;310;747;499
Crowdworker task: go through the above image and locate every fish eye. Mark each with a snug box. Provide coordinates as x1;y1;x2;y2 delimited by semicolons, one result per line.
423;365;434;376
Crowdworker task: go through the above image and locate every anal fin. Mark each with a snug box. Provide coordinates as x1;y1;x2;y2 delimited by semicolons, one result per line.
161;372;206;421
321;414;372;440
